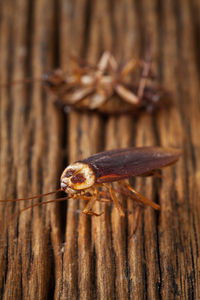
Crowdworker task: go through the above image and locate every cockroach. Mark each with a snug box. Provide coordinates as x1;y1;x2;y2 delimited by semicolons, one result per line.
43;52;168;114
1;52;169;114
1;147;181;234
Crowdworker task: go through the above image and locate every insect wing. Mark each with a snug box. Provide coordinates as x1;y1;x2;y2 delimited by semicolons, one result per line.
80;147;181;183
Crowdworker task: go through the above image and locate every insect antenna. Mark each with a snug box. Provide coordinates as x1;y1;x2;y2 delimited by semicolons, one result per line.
3;195;71;228
0;189;62;203
0;77;42;88
15;195;71;215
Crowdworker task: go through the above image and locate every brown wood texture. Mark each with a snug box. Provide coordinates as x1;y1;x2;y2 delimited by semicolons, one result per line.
0;0;200;299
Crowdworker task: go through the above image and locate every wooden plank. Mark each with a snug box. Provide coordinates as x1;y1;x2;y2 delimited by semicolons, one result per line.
0;0;200;299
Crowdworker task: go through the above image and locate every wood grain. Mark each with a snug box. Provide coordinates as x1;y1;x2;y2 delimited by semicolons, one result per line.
0;0;200;299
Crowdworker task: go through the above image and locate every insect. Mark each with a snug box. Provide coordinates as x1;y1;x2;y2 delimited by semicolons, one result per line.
1;147;181;234
1;52;168;114
43;52;167;114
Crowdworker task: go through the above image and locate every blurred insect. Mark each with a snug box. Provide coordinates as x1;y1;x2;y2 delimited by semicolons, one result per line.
43;51;168;114
1;49;168;114
1;147;181;235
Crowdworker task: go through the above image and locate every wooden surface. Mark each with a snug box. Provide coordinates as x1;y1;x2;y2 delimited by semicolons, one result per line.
0;0;200;299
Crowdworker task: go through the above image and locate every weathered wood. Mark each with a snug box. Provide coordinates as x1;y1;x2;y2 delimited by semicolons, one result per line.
0;0;200;299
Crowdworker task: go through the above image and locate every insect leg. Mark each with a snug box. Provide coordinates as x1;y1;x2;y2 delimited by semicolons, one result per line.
108;184;125;217
128;205;142;239
137;56;152;100
96;52;111;76
137;170;166;181
107;54;118;72
87;91;112;109
119;182;160;210
81;193;111;203
120;58;155;78
150;170;166;180
115;84;140;105
97;198;112;203
82;190;103;216
120;58;141;77
116;54;154;105
98;191;112;203
63;86;95;105
96;52;118;76
127;186;160;210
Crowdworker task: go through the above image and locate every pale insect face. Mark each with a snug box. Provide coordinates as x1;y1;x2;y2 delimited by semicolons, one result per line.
60;162;96;194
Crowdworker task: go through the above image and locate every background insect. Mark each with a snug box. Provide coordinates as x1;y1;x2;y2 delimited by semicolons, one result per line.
43;51;168;114
1;51;168;115
1;147;181;235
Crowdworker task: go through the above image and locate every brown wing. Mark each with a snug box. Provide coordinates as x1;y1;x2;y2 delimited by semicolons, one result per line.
79;147;181;183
